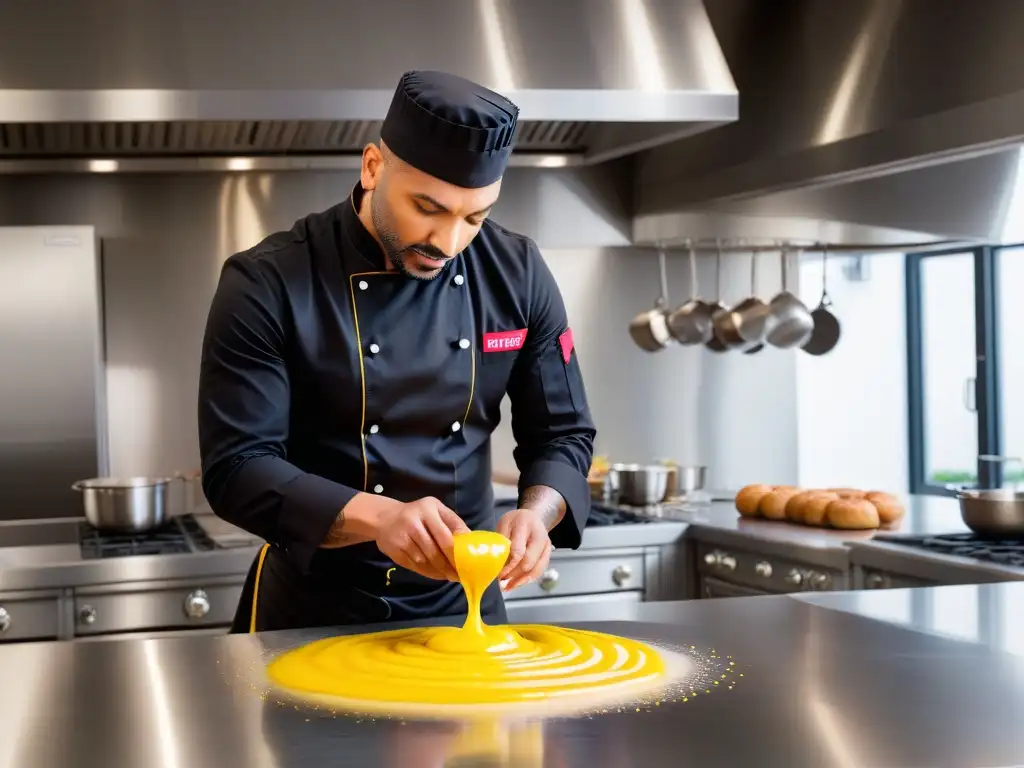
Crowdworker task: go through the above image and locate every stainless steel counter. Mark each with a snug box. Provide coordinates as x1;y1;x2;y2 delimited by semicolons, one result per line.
650;495;970;560
2;582;1023;767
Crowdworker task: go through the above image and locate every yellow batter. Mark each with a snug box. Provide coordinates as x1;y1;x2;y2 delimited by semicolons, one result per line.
266;530;669;712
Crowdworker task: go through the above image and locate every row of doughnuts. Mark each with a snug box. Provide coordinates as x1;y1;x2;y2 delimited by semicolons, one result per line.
735;485;905;530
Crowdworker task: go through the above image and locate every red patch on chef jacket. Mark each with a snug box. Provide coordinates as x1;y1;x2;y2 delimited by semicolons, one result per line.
482;328;527;352
558;328;575;363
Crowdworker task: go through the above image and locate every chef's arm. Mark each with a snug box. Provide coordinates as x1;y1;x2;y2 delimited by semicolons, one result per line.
518;485;567;530
506;244;596;548
199;255;383;573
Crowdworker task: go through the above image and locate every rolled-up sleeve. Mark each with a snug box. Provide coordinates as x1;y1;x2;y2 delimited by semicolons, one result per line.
198;253;358;573
507;243;597;548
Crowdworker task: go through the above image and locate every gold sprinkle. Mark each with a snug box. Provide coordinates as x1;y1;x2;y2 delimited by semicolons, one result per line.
713;681;719;686
739;673;744;677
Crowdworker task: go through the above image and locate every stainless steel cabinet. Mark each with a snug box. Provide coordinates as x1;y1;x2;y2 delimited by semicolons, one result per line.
73;577;244;636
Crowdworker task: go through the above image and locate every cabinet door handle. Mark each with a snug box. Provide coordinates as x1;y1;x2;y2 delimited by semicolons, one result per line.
964;378;977;412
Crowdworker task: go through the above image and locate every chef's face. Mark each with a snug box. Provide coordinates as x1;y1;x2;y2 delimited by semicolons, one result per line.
361;142;501;280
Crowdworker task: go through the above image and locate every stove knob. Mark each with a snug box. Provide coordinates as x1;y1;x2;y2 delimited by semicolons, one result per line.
0;607;10;634
719;555;737;571
612;564;633;587
785;569;804;587
703;551;719;566
810;572;831;590
184;589;211;619
78;605;97;626
539;569;559;592
755;561;773;578
866;573;890;590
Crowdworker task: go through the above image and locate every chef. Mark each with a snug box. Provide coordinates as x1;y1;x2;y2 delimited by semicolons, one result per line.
198;70;596;633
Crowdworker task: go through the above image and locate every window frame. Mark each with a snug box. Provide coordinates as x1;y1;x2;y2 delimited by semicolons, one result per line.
905;245;1007;496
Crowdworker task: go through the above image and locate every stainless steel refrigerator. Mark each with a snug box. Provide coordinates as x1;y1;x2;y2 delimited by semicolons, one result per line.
0;226;107;520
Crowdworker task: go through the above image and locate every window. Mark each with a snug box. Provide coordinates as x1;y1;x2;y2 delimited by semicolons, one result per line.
995;246;1024;488
906;245;1019;495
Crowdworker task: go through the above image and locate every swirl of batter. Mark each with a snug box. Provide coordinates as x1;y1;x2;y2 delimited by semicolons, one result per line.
266;531;670;711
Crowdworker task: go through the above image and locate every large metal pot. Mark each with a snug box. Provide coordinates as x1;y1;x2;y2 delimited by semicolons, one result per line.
957;489;1024;538
610;464;670;506
72;477;173;532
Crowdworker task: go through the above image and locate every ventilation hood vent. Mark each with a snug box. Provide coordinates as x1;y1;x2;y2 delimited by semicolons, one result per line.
0;0;737;166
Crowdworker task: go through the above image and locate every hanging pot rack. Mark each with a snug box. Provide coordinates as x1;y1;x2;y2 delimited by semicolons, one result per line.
642;237;970;255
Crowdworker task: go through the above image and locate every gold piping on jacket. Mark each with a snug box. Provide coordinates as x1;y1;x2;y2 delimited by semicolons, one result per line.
249;543;270;633
348;270;391;491
462;342;476;426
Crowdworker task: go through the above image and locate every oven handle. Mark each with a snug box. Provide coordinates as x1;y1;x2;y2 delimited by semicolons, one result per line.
74;625;229;643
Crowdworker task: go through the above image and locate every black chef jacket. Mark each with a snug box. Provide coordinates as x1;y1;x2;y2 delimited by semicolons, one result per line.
199;183;596;633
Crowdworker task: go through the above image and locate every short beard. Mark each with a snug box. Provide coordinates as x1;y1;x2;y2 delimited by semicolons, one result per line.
370;192;450;281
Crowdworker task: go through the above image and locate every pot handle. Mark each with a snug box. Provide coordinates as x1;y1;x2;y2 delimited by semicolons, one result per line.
71;481;84;491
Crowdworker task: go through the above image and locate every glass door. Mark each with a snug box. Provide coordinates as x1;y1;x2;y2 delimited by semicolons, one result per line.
995;245;1024;486
906;250;993;494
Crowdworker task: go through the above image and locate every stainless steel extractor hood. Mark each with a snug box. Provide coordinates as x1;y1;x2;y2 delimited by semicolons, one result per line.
633;0;1024;248
0;0;737;170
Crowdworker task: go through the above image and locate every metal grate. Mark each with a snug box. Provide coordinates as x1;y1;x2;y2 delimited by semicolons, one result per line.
0;120;590;157
78;514;218;559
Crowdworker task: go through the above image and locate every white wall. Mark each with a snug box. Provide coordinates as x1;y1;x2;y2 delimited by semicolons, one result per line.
795;253;909;493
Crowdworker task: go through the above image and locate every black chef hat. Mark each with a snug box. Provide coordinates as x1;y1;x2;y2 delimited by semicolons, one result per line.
380;70;519;189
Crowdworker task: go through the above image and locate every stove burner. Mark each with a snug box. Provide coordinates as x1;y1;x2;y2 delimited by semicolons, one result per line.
587;504;652;526
79;514;218;560
875;532;1024;568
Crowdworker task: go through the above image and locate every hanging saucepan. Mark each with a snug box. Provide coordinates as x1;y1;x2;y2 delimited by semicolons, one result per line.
802;244;842;356
668;242;715;345
714;252;774;352
628;248;673;352
766;247;815;348
743;248;769;355
706;242;729;353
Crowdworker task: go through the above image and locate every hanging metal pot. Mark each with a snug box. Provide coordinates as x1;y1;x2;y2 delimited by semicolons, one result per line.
629;248;673;352
802;245;842;356
705;242;730;353
766;247;815;349
668;243;716;345
713;252;774;351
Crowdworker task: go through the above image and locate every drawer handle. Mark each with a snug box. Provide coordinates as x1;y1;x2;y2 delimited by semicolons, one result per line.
78;605;97;626
184;589;211;619
866;573;890;589
0;606;10;634
539;568;559;592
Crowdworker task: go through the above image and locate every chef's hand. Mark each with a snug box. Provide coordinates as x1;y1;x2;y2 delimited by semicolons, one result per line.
497;509;553;591
376;497;469;582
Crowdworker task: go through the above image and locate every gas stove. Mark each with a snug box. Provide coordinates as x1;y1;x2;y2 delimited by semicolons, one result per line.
587;503;655;526
78;514;217;560
873;533;1024;568
494;498;658;525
